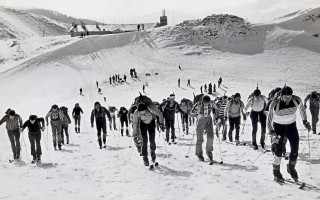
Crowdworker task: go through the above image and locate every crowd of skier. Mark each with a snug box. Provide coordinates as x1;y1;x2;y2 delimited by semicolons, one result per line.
1;77;319;182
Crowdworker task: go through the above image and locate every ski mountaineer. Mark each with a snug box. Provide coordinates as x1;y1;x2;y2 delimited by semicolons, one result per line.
72;103;84;133
244;88;268;150
132;103;158;166
108;106;117;130
45;105;66;150
159;94;185;143
60;106;72;145
216;96;228;140
118;106;130;136
304;91;320;134
0;109;23;160
267;86;311;182
20;115;45;163
91;102;111;149
180;99;191;134
224;93;246;144
190;95;217;162
131;94;165;154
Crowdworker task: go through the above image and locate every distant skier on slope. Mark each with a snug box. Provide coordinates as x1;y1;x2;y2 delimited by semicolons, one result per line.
267;86;311;182
20;115;45;163
72;103;83;133
91;102;111;149
0;109;23;160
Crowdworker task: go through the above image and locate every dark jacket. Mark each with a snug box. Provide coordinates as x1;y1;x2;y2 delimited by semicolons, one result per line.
91;107;111;126
0;114;23;130
72;107;83;116
160;100;184;119
22;118;45;132
118;107;128;121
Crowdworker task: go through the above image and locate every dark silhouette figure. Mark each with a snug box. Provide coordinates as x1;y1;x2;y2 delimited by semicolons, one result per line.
109;77;112;84
137;24;140;31
98;88;102;94
200;86;203;94
104;97;106;102
218;77;222;88
204;84;207;92
124;75;127;82
208;83;212;94
187;79;191;87
213;84;216;92
96;81;98;88
178;78;180;87
80;88;82;95
143;85;145;93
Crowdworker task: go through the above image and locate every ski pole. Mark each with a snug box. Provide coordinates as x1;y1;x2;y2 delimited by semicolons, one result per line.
176;114;181;138
68;125;73;144
160;130;170;162
217;135;224;164
42;129;52;162
246;149;265;169
21;132;30;163
185;130;196;158
307;129;312;178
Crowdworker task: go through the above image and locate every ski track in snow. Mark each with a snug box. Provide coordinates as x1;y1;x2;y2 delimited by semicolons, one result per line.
0;11;320;200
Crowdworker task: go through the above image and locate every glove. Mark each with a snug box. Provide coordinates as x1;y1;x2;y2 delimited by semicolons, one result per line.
242;114;247;121
41;127;45;132
303;120;311;131
160;123;165;132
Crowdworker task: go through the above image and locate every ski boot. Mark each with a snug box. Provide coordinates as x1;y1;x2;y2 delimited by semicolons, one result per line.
103;143;107;148
235;140;240;146
36;156;41;164
261;142;265;149
253;142;258;150
273;164;284;183
287;161;298;181
58;145;62;150
75;127;77;133
197;154;205;162
78;127;80;133
31;156;37;164
143;156;149;166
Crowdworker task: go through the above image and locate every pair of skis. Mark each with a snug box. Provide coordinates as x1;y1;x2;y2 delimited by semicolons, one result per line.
276;178;319;190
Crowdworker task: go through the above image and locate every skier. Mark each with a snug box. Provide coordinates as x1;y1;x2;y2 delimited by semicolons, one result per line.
200;86;203;94
267;86;311;182
178;78;180;87
72;103;83;133
112;76;115;83
208;83;212;94
132;103;157;166
91;102;111;149
134;71;137;78
124;74;127;82
141;24;144;30
80;88;83;95
304;91;320;134
204;84;207;92
98;88;102;94
187;79;191;87
244;88;268;149
0;109;23;160
213;84;216;93
108;106;117;130
224;93;246;144
20;115;45;163
179;65;182;70
190;95;217;162
180;99;191;134
45;105;66;150
160;94;185;143
137;24;140;31
96;81;98;88
130;69;133;77
142;85;145;93
109;77;112;84
118;107;130;136
60;106;71;144
218;77;222;88
216;96;228;140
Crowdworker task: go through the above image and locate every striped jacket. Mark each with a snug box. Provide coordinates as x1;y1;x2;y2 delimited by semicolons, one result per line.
267;95;307;131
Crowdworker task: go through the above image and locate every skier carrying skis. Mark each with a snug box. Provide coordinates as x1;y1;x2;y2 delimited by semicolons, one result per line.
0;109;23;160
108;106;117;130
190;95;217;162
45;105;66;150
60;106;71;144
267;86;311;182
20;115;45;163
160;94;185;143
118;106;129;136
72;103;83;133
224;93;246;144
91;102;111;149
304;91;320;134
132;103;157;166
244;88;268;150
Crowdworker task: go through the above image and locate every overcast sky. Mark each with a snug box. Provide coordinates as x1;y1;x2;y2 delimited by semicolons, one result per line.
1;0;319;24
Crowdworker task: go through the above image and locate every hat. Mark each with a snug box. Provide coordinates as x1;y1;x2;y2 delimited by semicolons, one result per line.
5;108;11;115
234;93;241;98
51;104;58;109
281;86;293;96
9;110;15;116
253;89;261;96
29;115;37;121
202;95;211;102
138;103;148;111
94;102;101;106
169;94;175;97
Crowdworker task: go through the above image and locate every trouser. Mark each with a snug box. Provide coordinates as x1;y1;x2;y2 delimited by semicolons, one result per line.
272;122;299;165
228;116;241;141
96;119;107;147
28;130;42;157
181;113;189;132
165;118;175;140
61;124;69;143
120;118;129;135
7;129;21;157
250;111;266;145
195;116;214;157
310;107;319;132
51;121;62;147
74;115;81;126
189;116;195;126
140;120;156;157
110;116;117;130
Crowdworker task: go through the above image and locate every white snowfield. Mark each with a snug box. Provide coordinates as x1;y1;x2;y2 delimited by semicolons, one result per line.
0;7;320;200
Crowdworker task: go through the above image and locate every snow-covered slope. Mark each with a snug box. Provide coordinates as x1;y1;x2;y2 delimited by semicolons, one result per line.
0;8;320;200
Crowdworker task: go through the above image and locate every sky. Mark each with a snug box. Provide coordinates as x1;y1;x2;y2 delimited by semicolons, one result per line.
1;0;319;24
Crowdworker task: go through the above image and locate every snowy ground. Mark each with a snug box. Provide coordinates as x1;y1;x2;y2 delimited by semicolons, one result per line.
1;11;320;200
